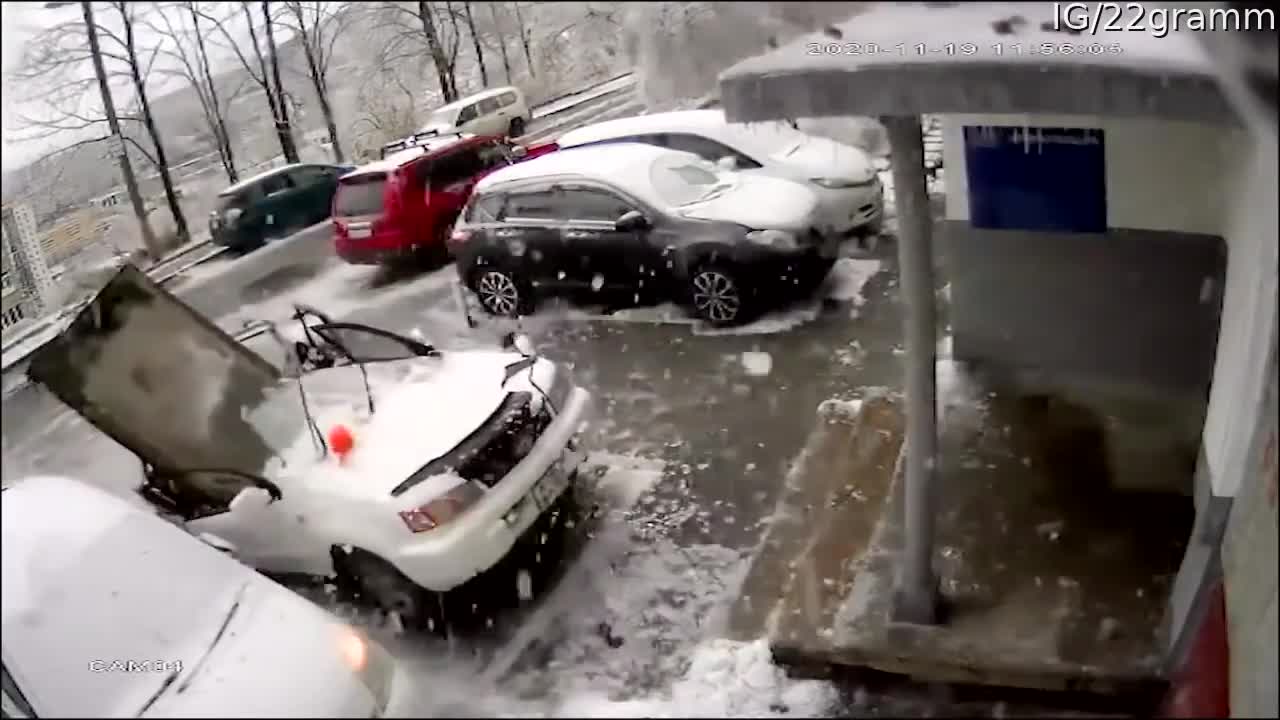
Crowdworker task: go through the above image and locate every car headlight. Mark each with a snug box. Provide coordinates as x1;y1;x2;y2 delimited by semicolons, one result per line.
745;229;800;250
397;479;486;533
336;625;396;713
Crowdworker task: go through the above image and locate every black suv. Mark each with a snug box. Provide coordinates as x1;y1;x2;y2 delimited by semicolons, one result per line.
448;143;835;325
210;163;354;252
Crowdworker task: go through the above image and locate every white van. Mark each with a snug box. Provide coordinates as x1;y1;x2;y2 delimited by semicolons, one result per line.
1;476;402;718
417;86;531;139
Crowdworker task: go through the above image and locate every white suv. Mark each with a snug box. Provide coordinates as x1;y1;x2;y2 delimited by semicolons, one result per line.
418;86;532;139
557;109;885;238
24;266;592;632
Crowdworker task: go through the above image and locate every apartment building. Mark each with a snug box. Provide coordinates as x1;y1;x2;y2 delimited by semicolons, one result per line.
1;203;54;318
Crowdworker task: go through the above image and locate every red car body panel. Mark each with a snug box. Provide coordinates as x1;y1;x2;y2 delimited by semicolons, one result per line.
333;136;559;265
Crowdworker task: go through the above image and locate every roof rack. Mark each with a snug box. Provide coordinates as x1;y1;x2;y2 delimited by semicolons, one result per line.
379;129;467;159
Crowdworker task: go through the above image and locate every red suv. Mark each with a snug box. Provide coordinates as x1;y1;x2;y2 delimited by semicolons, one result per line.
332;134;557;265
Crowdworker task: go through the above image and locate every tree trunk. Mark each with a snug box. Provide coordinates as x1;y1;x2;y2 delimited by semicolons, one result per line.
416;0;456;102
262;0;300;163
243;3;291;163
300;37;344;163
463;2;488;87
191;2;237;182
513;2;535;78
81;1;159;257
444;0;461;96
487;2;512;84
120;5;189;246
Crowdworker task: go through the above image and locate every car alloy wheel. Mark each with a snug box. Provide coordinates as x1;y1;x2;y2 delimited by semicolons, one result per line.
691;269;742;324
477;270;521;316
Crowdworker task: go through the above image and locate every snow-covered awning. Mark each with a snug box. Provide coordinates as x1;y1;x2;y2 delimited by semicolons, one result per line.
718;2;1239;126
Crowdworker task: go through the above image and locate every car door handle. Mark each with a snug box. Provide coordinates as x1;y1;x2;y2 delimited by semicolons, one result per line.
563;231;596;239
495;229;521;238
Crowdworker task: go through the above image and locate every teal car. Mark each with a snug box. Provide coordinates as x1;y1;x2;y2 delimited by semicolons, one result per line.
209;163;355;252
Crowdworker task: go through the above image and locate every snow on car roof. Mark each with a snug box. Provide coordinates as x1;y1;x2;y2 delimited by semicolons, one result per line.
433;85;521;114
218;163;312;196
475;142;686;200
557;110;730;147
345;135;480;176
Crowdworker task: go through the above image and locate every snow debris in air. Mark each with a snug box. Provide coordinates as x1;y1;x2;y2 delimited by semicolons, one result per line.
823;258;883;305
740;351;773;377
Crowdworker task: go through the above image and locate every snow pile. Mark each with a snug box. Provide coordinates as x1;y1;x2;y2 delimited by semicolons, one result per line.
823;258;882;306
740;351;773;377
549;638;839;718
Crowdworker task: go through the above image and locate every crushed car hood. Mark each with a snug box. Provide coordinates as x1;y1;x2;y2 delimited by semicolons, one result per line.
677;174;819;233
25;265;284;478
262;351;534;499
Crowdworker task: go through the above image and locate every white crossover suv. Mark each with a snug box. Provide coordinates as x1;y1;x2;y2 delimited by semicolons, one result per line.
24;265;592;631
556;109;885;238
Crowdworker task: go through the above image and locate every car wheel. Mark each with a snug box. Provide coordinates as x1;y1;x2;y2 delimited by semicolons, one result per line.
689;264;747;325
472;268;533;317
348;553;438;632
508;116;527;138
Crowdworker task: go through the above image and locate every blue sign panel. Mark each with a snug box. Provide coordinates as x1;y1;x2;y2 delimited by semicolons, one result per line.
963;126;1107;234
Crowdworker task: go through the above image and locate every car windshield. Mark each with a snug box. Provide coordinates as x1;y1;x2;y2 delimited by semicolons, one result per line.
720;120;812;161
426;107;458;128
648;155;733;207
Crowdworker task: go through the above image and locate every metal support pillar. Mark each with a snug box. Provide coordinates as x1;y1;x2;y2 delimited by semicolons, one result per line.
883;114;943;626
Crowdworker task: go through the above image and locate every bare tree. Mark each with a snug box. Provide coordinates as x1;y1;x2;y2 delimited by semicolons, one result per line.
276;1;348;162
262;0;299;163
511;1;535;78
461;1;487;87
147;1;241;183
369;2;459;103
486;2;513;84
7;2;163;254
109;1;189;245
349;67;419;160
194;1;300;164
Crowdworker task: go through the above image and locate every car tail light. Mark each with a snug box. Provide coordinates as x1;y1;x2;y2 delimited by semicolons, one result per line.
397;480;486;533
450;228;472;245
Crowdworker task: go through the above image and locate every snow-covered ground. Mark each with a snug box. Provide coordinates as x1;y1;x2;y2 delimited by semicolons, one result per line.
367;451;841;718
603;257;884;337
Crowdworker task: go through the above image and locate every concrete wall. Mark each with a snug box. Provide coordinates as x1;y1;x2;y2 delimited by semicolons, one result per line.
1220;346;1277;718
1201;142;1280;498
937;113;1248;495
937;113;1243;394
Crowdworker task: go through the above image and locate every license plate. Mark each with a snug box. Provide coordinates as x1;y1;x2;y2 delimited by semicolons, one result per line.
530;463;570;511
349;226;371;239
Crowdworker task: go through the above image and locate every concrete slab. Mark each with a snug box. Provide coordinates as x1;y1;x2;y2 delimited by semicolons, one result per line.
733;371;1194;705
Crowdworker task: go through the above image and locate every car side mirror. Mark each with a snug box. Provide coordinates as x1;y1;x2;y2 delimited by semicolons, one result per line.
229;486;273;513
716;156;738;171
615;210;650;232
